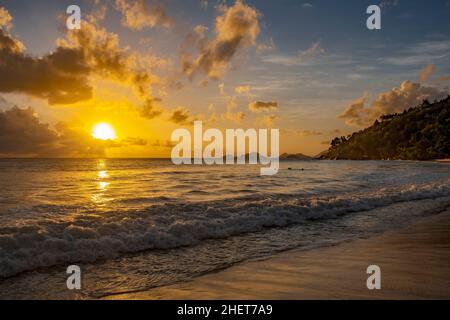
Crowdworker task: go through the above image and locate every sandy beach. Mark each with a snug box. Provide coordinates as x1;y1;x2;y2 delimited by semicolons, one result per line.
106;208;450;300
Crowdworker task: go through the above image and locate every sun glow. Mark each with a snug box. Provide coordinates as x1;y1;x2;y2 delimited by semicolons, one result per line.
92;123;117;141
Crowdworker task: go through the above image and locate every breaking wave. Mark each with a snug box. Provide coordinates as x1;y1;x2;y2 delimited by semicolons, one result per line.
1;180;449;278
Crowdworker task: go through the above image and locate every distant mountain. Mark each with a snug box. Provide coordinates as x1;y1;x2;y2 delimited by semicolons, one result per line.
280;153;313;160
321;96;450;160
314;150;329;159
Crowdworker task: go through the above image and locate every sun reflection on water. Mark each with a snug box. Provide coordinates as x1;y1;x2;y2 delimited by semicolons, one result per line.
97;159;106;170
92;159;112;205
98;181;110;190
98;170;109;179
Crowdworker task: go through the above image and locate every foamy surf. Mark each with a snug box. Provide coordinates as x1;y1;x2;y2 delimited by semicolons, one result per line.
1;179;449;278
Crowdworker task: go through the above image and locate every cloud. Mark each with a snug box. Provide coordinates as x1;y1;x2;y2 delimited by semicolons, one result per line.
438;75;450;82
261;40;325;66
0;106;153;157
0;27;92;104
121;137;148;146
182;0;260;80
114;0;172;30
379;0;399;9
257;114;277;127
140;98;163;119
170;107;191;124
302;3;313;8
0;9;160;106
218;82;225;95
220;96;245;122
339;81;447;127
418;63;435;82
222;110;245;122
0;6;13;30
298;40;325;61
88;1;108;22
0;107;107;157
249;101;278;112
338;96;367;127
347;73;364;81
0;107;58;154
380;40;450;66
256;38;275;53
152;139;175;149
330;129;342;135
57;20;159;95
200;0;209;9
0;95;15;109
298;130;323;137
235;85;251;94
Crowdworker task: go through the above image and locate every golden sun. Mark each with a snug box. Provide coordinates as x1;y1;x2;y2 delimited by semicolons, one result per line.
92;123;117;141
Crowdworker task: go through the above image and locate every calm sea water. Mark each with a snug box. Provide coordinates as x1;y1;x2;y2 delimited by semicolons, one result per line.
0;159;449;299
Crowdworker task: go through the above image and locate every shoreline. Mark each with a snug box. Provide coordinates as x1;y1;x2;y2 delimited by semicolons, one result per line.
105;209;450;300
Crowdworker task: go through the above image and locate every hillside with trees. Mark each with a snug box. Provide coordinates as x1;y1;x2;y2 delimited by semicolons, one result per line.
322;96;450;160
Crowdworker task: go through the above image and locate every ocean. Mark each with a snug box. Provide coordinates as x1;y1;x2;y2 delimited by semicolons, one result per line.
0;159;449;299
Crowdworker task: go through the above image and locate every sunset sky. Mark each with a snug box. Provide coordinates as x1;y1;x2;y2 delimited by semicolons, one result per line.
0;0;449;157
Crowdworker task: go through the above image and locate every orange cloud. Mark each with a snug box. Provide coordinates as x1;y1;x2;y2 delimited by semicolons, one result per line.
114;0;172;30
140;98;163;119
298;130;323;137
0;6;13;30
0;7;166;120
249;101;278;112
339;81;447;127
0;105;154;157
0;25;93;104
170;107;191;124
182;0;260;80
235;85;251;94
419;63;435;82
0;107;104;157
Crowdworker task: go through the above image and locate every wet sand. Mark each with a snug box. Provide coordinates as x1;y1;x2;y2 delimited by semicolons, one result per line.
106;209;450;300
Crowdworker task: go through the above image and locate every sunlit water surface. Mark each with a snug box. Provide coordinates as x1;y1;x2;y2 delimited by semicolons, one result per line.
0;159;449;299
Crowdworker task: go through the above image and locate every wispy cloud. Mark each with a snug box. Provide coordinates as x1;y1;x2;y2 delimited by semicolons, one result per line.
249;100;278;112
114;0;172;30
419;63;436;82
379;0;399;9
380;40;450;66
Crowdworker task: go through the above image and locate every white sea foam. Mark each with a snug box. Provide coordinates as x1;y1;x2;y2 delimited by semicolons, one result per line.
1;179;449;278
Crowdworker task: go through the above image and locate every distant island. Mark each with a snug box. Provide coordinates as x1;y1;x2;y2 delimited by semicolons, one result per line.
280;153;313;161
321;96;450;160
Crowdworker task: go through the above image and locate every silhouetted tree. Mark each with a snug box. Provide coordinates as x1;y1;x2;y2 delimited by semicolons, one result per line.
324;97;450;160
